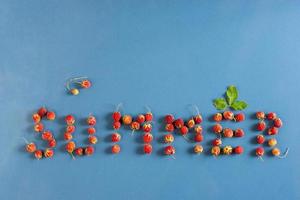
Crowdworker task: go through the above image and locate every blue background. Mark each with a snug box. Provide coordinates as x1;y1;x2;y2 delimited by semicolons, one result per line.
0;1;299;200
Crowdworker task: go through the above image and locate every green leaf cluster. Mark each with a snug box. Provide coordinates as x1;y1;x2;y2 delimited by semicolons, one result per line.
213;85;248;110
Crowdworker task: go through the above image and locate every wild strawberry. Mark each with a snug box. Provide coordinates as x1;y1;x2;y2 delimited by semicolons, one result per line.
164;145;175;155
122;115;132;125
164;134;174;143
272;148;281;156
74;148;83;156
223;128;233;138
268;138;277;147
48;139;56;148
111;133;121;142
64;132;73;141
143;133;153;143
234;128;245;137
212;124;223;134
34;150;43;159
256;134;265;144
112;111;122;122
65;115;75;125
87;115;96;126
223;146;233;155
165;124;174;132
37;107;47;118
194;134;203;142
112;112;122;122
267;112;277;120
32;113;41;123
186;118;195;129
194;115;202;124
173;118;184;129
194;145;203;154
66;125;75;134
257;121;266;131
256;112;265;120
113;121;121;130
87;127;96;135
42;131;53;141
112;144;120;154
89;135;98;144
145;112;153;122
234;146;243;154
44;148;54;158
70;88;79;95
234;113;245;122
212;138;222;146
223;111;234;120
46;111;56;120
65;141;76;153
268;126;278;135
144;144;152;154
194;125;203;134
34;123;44;132
85;146;94;155
136;114;145;124
179;126;189;135
165;114;174;124
80;80;91;88
213;113;223;122
273;118;282;128
26;143;36;153
142;123;152;132
211;146;221;156
256;147;264;157
130;121;140;131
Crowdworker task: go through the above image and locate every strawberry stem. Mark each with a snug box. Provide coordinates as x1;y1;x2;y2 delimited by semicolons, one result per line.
145;105;151;113
131;130;135;136
20;137;29;144
66;76;88;91
115;103;123;112
182;135;192;143
278;148;289;159
70;152;75;160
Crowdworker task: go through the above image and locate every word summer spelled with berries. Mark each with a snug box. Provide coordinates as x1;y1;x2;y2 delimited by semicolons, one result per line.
24;82;289;161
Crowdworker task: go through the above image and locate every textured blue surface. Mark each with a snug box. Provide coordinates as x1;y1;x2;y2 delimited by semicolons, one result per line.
0;1;300;200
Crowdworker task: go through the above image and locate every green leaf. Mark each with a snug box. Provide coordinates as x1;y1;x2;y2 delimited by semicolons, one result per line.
226;85;238;105
231;100;248;110
213;98;228;110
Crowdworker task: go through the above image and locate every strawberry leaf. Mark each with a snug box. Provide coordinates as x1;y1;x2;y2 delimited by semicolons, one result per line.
213;98;228;110
231;101;248;110
226;85;238;105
